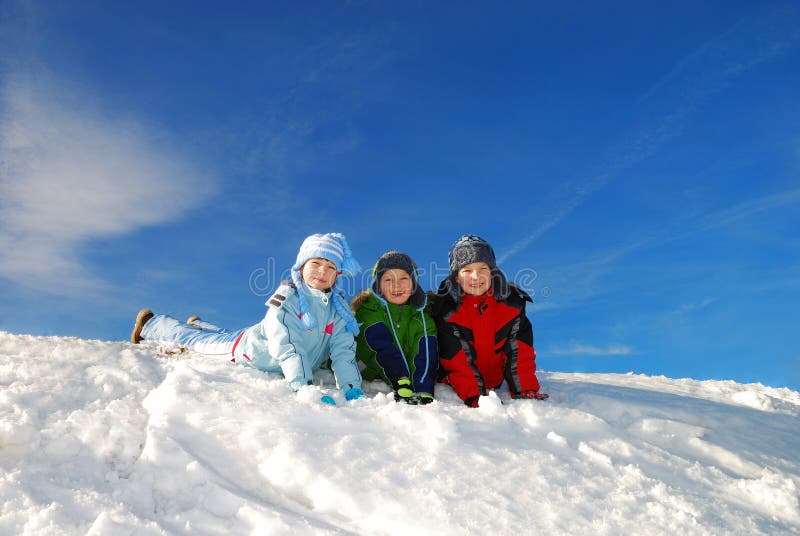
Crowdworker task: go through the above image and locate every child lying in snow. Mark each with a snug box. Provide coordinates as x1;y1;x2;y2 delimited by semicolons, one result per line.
131;233;365;404
431;235;548;407
351;251;438;405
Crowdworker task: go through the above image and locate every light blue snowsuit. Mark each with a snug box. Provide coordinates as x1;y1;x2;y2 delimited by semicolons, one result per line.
141;281;362;393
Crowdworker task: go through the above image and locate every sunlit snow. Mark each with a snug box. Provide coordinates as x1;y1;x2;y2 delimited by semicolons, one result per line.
1;332;798;535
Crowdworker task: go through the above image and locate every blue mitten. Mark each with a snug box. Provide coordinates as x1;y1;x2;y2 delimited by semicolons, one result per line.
320;395;337;406
345;387;365;401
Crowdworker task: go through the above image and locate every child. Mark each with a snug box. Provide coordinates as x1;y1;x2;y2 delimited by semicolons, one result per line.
431;235;548;408
130;233;365;403
351;251;438;404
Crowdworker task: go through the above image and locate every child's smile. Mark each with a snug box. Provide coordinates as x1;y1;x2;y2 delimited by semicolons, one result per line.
457;262;492;296
380;269;413;305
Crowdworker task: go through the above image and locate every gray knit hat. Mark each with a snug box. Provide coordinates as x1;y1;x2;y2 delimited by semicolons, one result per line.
371;251;427;310
448;235;497;272
445;235;509;301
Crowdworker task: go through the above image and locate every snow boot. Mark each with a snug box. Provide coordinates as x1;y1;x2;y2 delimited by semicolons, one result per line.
131;308;154;344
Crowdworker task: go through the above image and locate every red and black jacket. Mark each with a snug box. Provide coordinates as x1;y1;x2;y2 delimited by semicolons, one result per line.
431;282;540;407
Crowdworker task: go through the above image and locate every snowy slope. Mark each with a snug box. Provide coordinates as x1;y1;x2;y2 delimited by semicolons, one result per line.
1;331;798;535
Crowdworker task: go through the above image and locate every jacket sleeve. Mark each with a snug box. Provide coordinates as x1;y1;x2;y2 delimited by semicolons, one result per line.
354;307;382;381
363;321;410;384
502;309;540;394
435;318;483;405
263;300;313;391
410;312;438;394
328;315;362;392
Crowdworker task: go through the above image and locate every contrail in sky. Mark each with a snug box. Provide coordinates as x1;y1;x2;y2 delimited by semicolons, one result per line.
498;4;800;265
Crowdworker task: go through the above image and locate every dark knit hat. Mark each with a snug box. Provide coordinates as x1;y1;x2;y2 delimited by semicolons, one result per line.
445;235;509;302
448;235;497;273
371;251;427;310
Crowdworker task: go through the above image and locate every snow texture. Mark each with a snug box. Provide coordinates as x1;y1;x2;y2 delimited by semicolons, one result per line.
1;331;798;535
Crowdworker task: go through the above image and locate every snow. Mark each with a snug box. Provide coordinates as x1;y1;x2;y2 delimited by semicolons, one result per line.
1;331;798;535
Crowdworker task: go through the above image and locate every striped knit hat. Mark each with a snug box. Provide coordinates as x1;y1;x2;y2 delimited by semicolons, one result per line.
291;233;361;334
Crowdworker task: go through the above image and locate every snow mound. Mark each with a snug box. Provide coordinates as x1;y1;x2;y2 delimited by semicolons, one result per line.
1;332;798;535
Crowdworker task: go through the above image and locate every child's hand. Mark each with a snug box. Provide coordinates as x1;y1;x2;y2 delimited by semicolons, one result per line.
296;384;338;405
345;387;365;401
513;389;550;400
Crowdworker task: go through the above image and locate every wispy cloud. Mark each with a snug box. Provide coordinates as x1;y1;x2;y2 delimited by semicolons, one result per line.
636;4;800;106
673;298;717;315
693;189;800;233
524;238;653;313
527;187;800;314
751;262;800;293
498;4;800;265
545;340;634;357
197;28;393;236
0;73;216;294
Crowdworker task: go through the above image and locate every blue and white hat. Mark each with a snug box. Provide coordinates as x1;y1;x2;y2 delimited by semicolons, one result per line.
290;233;361;334
292;233;361;276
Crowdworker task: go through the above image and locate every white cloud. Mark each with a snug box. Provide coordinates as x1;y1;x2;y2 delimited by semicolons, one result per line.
0;74;216;294
674;298;716;315
546;340;634;357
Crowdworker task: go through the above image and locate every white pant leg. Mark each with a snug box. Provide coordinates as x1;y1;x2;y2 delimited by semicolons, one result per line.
189;319;224;332
141;314;243;357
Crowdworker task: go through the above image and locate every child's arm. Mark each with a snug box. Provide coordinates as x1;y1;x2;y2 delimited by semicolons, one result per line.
328;318;362;393
262;303;314;392
501;310;541;395
435;320;483;407
362;322;411;384
409;313;438;395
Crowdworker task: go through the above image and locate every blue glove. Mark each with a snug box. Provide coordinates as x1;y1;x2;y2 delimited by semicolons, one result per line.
345;387;365;401
320;395;337;406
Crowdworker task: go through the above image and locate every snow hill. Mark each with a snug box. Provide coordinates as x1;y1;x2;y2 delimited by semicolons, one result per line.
1;332;798;535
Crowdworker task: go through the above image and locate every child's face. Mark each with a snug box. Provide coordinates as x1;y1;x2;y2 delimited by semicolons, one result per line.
457;262;492;296
302;258;339;290
379;269;414;305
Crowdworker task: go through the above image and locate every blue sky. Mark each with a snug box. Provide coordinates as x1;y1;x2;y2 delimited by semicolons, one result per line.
1;1;798;390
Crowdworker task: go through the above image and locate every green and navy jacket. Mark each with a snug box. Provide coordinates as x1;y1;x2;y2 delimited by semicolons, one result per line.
352;290;438;395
